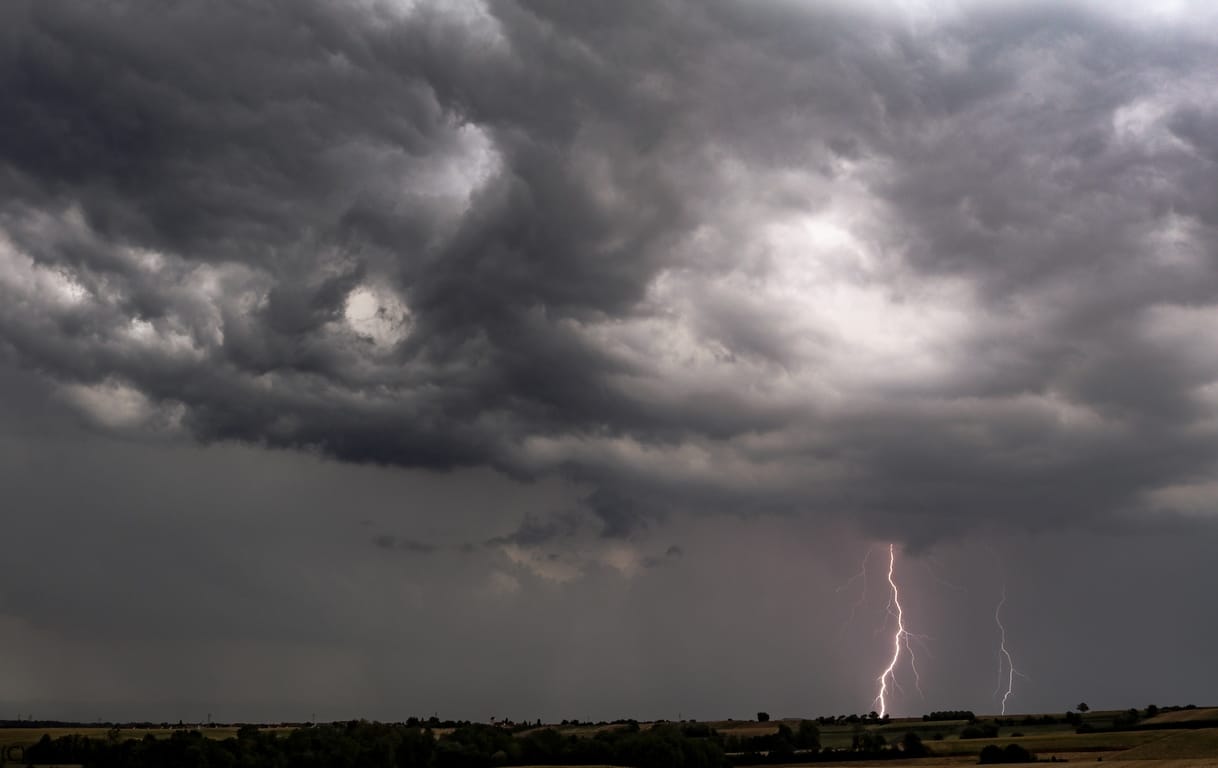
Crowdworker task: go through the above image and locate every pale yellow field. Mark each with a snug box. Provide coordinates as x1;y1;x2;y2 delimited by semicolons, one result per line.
1118;728;1218;760
1143;709;1218;726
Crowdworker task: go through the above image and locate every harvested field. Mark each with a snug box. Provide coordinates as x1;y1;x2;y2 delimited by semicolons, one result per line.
1141;709;1218;727
1117;728;1218;759
933;729;1169;756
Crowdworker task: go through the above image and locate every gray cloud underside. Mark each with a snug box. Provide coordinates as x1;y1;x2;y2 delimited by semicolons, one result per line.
4;0;1218;544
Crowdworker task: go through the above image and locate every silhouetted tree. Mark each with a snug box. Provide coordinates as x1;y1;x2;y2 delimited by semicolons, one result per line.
979;743;1035;764
796;720;820;750
960;723;999;739
901;732;930;757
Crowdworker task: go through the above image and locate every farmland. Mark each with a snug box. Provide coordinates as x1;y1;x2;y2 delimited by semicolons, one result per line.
2;706;1215;767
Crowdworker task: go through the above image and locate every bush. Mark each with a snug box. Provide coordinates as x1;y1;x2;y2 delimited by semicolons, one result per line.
961;724;999;739
901;732;931;757
979;743;1036;764
1004;744;1035;763
1113;709;1141;730
796;720;820;750
979;745;1004;764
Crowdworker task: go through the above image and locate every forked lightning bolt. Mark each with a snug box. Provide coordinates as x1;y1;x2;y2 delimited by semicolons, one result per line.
873;543;922;717
993;585;1019;715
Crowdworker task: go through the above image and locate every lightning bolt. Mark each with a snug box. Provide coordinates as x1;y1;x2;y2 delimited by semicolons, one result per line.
873;543;922;717
993;585;1019;715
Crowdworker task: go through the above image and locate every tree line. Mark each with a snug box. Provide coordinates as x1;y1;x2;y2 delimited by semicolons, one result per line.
24;721;724;768
20;718;944;768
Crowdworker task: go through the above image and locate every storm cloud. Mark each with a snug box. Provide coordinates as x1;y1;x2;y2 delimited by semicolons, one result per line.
3;0;1218;721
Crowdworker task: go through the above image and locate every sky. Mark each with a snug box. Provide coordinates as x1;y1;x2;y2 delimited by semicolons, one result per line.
2;0;1218;724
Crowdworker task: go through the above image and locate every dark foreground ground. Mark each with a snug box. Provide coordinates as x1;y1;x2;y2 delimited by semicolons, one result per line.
1;706;1214;767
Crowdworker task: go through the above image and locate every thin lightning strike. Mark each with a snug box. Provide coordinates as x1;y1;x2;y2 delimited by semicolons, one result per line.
993;585;1019;715
921;556;967;593
837;545;874;639
873;543;921;717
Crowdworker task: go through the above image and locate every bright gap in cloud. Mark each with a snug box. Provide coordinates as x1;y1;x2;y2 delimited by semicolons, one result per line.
0;233;90;307
58;380;185;432
633;209;975;391
343;284;412;348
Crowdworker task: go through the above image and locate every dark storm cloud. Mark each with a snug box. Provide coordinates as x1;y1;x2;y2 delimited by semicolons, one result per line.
373;534;436;554
641;544;684;569
3;0;1218;548
585;488;653;539
485;512;584;548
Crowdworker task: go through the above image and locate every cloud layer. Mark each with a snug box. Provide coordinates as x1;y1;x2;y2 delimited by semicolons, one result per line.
4;0;1218;550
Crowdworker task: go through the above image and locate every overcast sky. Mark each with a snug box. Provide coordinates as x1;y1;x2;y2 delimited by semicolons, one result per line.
2;0;1218;724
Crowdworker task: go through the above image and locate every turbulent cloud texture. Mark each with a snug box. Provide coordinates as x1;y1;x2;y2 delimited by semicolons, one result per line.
4;0;1218;721
5;1;1218;545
